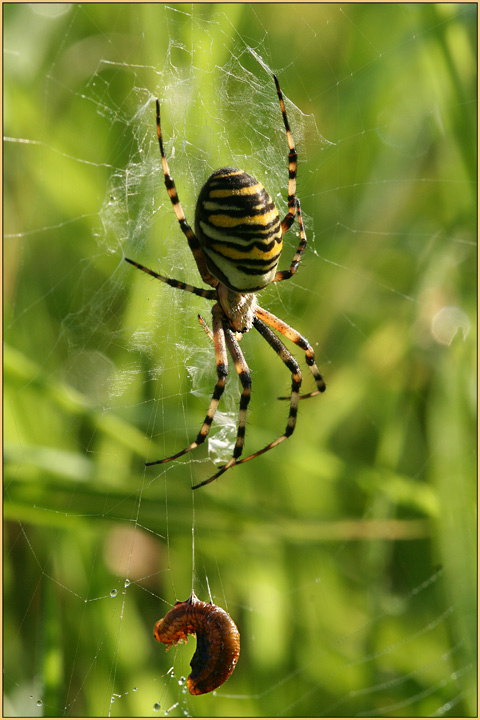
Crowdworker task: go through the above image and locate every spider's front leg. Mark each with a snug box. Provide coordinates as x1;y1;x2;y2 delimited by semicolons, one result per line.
274;198;307;283
146;304;227;467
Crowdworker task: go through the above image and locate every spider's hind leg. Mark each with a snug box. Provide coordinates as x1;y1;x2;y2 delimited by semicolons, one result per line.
146;304;227;468
192;326;252;490
192;314;302;489
255;305;325;399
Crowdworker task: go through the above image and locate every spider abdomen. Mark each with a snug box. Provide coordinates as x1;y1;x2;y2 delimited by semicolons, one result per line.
195;167;282;293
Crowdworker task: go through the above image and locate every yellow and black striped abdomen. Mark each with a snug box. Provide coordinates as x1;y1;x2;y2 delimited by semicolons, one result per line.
195;168;283;293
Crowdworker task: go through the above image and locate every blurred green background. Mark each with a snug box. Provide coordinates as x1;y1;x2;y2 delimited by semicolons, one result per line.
4;3;477;717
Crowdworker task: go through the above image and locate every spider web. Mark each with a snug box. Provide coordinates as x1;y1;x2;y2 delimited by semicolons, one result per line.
4;3;477;718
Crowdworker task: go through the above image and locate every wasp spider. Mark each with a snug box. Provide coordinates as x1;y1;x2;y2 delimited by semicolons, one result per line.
125;74;325;489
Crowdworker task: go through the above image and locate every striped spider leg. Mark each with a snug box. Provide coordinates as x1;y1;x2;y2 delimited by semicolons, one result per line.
194;307;325;490
125;73;325;488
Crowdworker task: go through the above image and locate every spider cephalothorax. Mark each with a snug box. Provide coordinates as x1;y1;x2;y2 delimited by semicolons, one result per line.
125;74;325;489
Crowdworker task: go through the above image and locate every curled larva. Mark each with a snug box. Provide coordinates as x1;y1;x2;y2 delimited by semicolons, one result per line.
154;591;240;695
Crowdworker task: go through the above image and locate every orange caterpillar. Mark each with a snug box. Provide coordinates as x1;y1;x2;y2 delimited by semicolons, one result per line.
154;591;240;695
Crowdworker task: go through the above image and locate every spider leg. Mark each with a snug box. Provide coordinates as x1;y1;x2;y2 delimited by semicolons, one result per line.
125;258;217;299
198;314;214;341
146;304;227;467
192;328;252;490
272;75;308;282
198;314;243;345
193;315;302;487
274;197;308;283
224;328;252;461
256;305;325;398
273;74;297;233
155;99;218;289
